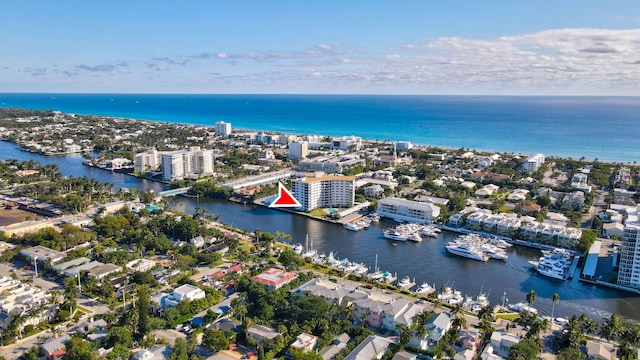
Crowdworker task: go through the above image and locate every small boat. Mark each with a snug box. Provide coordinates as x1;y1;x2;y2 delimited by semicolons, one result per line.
397;276;414;289
449;290;464;305
415;282;435;295
345;222;360;231
408;232;423;242
292;243;304;254
437;287;453;302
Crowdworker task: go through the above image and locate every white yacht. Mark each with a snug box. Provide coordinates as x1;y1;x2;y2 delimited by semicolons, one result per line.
397;276;412;289
408;232;423;242
383;229;408;241
449;290;464;305
415;282;435;295
345;222;360;231
446;243;489;261
437;286;453;302
419;225;441;238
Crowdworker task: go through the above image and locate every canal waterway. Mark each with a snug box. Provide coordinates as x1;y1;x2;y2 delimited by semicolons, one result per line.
1;141;638;323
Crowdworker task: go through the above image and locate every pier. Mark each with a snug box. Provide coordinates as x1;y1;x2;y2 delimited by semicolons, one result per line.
567;256;580;280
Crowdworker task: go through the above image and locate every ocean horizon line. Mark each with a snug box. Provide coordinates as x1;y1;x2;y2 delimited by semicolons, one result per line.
2;92;640;99
1;93;638;164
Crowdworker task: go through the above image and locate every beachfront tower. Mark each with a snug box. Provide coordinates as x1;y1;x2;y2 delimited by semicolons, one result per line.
215;121;232;137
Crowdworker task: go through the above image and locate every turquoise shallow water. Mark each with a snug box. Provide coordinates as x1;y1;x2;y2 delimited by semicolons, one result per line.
1;93;639;163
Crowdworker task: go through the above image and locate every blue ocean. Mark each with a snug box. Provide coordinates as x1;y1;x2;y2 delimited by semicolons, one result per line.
1;93;639;163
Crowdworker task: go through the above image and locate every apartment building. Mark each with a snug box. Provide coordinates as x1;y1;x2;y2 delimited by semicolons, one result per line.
0;276;52;330
215;121;232;137
617;207;640;289
161;147;216;181
298;155;365;174
524;153;545;173
291;174;355;211
288;141;309;160
133;149;161;173
377;197;440;224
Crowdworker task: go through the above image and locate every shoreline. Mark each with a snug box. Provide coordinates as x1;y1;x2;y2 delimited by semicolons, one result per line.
1;98;638;163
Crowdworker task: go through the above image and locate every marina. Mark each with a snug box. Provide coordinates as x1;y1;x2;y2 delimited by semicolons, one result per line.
0;141;638;322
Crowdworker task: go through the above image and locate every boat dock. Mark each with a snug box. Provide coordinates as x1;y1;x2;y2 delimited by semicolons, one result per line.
396;277;416;290
567;256;580;280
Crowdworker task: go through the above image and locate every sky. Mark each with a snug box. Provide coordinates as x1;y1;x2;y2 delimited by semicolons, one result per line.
2;1;640;95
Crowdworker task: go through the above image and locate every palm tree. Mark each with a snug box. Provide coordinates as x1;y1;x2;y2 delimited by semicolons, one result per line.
600;314;624;341
526;289;536;307
550;293;559;323
478;305;495;322
396;323;413;348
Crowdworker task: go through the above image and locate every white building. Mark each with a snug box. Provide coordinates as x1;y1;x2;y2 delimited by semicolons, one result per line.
331;136;362;151
163;284;206;308
162;151;186;181
292;174;355;212
161;147;216;181
377;197;440;224
299;155;366;174
395;141;413;150
617;208;640;289
0;276;53;331
215;121;232;137
288;141;309;160
134;149;161;173
523;153;545;173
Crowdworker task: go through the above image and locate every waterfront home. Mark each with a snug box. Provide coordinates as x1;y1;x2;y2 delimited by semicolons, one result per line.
292;278;357;306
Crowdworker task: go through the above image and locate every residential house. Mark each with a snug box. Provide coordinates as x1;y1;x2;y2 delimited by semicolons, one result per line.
425;312;452;347
344;335;393;360
251;268;298;290
40;335;72;360
602;222;624;238
132;344;171;360
475;184;500;197
290;332;318;353
162;284;206;308
247;324;281;346
364;184;385;198
487;331;521;358
319;333;350;360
